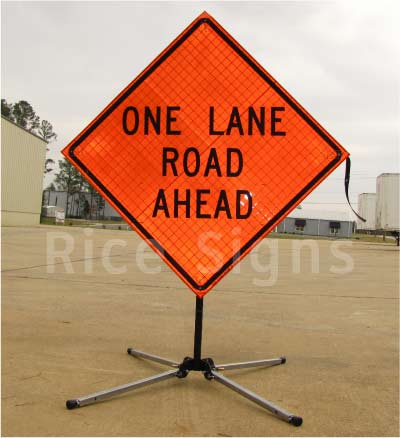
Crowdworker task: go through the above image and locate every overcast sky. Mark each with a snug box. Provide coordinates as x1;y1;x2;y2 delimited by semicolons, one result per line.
2;1;399;214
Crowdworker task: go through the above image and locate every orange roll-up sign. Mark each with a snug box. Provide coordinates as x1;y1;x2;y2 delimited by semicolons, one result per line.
62;12;349;297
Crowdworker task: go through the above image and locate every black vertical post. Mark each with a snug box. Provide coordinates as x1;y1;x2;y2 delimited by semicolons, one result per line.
193;297;203;362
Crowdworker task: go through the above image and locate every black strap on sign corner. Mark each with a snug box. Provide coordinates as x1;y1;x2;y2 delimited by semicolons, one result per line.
345;157;366;223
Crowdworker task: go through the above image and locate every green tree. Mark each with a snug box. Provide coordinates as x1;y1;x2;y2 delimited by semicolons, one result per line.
1;99;14;121
12;100;40;132
84;182;98;220
46;182;56;191
83;199;90;219
72;175;86;217
94;192;105;220
44;158;55;174
38;120;57;173
38;119;57;142
54;159;73;190
2;98;57;174
54;159;81;217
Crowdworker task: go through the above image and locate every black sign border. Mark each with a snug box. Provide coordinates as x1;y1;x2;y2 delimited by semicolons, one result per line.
68;16;343;292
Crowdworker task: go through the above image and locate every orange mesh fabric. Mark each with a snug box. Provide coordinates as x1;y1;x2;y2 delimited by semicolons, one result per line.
62;12;349;297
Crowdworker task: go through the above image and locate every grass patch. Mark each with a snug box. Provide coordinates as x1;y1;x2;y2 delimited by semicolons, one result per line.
268;232;393;243
39;217;395;244
40;217;126;227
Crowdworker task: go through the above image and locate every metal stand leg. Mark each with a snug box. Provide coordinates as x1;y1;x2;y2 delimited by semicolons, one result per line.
127;347;179;368
210;370;302;426
215;357;286;371
66;369;178;409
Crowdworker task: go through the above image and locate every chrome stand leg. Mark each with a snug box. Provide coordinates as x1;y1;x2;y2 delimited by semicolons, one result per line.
210;370;303;427
66;369;178;409
127;347;179;367
215;357;285;371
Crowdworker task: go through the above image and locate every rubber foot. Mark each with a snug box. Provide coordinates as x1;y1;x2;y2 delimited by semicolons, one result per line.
127;348;132;354
289;416;303;427
280;356;286;364
66;399;80;410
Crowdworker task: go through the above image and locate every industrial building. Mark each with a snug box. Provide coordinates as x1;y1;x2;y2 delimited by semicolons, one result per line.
43;189;357;238
1;116;47;226
276;209;355;238
42;190;120;220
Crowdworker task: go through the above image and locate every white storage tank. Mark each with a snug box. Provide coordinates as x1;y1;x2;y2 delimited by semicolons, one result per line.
375;173;399;232
357;193;377;231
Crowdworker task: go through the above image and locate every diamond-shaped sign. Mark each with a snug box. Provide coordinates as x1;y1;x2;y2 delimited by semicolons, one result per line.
62;12;349;297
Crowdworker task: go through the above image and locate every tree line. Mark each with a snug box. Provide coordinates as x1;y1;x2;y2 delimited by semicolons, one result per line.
1;98;57;173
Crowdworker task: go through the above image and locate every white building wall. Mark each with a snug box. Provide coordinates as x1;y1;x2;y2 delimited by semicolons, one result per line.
1;117;47;226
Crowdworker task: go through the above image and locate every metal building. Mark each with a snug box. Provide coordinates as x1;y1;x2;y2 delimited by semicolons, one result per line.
276;209;355;238
357;193;377;231
1;116;47;225
42;190;120;220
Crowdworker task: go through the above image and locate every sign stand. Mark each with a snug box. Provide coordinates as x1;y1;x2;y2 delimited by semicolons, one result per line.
66;297;303;427
60;12;357;428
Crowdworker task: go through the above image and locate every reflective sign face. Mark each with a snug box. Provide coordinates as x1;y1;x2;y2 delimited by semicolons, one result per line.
62;12;349;297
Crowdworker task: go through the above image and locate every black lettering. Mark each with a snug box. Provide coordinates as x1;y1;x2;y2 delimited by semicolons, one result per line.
144;106;161;135
166;106;181;135
152;189;170;218
227;148;243;177
236;190;252;219
209;106;224;135
183;147;200;177
214;190;232;219
248;107;265;135
226;107;244;135
174;189;191;218
271;107;286;136
122;106;139;135
204;148;222;177
162;148;178;176
196;189;211;218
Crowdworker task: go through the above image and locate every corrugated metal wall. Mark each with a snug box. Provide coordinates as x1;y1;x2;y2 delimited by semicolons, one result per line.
1;117;47;225
43;190;121;219
357;193;377;231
